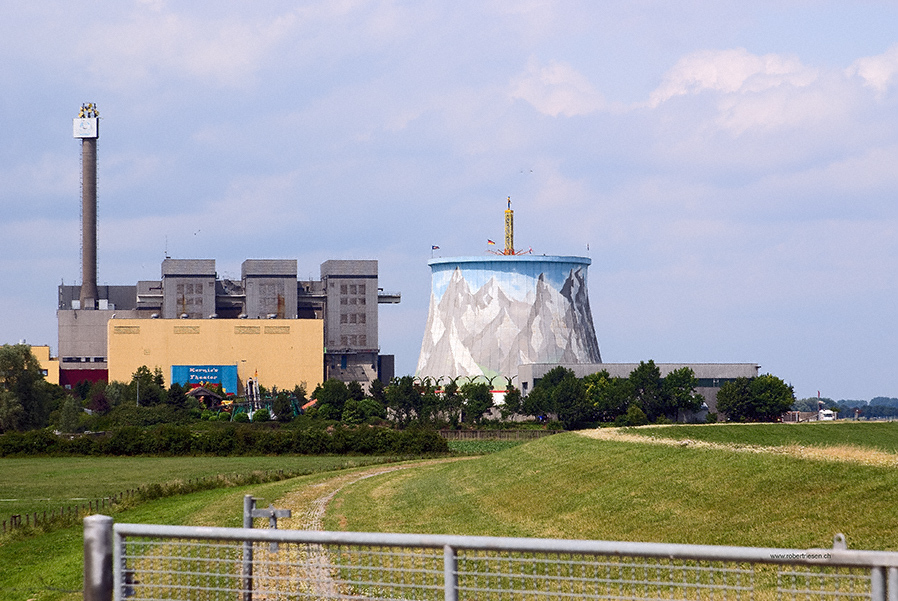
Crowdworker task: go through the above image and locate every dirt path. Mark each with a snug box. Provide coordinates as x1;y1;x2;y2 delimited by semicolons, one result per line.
248;459;461;598
274;458;462;531
577;427;898;467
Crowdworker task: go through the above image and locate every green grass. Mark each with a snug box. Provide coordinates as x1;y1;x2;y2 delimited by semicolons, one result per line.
324;432;898;551
0;462;403;601
447;439;527;455
0;455;388;523
624;421;898;451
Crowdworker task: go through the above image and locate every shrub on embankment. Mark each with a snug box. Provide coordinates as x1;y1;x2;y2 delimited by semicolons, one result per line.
0;423;448;457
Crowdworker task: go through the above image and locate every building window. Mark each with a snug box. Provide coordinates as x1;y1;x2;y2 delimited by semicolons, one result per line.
359;335;367;346
349;314;357;324
340;284;347;294
349;298;357;305
349;335;357;346
340;314;347;324
340;298;347;305
358;284;366;295
359;297;366;305
350;284;357;294
341;335;348;345
358;313;366;324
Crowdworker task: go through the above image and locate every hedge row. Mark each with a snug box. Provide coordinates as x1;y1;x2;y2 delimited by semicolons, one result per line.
0;424;448;457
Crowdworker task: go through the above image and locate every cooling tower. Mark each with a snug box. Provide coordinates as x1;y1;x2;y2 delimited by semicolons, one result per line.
416;255;602;383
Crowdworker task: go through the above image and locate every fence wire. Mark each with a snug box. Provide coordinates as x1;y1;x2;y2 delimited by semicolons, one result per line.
112;530;886;601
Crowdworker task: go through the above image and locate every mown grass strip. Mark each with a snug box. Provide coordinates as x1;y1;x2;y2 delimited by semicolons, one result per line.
624;421;898;452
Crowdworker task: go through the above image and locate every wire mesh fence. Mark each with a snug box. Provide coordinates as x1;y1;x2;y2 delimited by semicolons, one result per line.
83;518;898;601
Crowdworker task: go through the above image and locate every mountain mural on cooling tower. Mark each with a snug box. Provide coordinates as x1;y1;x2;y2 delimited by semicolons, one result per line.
416;266;602;381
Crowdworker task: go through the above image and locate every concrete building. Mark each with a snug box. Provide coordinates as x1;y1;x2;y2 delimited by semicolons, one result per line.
416;255;602;384
57;258;399;391
107;318;323;394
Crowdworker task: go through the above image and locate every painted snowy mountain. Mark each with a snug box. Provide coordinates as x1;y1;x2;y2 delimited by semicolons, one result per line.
417;266;601;380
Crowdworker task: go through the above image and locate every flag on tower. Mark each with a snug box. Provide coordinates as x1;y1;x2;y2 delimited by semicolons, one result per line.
487;239;496;245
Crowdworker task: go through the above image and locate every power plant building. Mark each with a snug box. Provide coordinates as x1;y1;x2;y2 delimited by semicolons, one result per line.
57;104;399;393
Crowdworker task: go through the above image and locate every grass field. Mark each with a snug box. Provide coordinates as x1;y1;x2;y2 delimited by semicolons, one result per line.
623;421;898;452
0;455;391;524
0;463;399;601
5;422;898;599
324;428;898;551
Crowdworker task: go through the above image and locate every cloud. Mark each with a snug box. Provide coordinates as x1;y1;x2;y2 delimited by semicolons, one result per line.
848;43;898;95
510;57;604;117
648;48;816;107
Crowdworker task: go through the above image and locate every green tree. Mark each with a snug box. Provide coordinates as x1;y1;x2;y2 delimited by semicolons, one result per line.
500;385;522;420
341;399;365;424
167;382;188;409
629;360;664;421
384;376;421;426
58;396;83;433
130;366;165;406
347;381;365;402
441;380;463;426
0;344;53;431
521;366;575;419
717;375;794;422
368;378;386;404
272;390;294;422
460;382;493;424
313;378;350;419
584;370;633;422
552;372;593;430
661;366;703;421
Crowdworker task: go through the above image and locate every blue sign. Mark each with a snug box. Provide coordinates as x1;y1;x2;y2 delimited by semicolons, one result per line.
171;365;238;395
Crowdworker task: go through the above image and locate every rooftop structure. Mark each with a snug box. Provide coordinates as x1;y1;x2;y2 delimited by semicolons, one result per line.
417;200;601;384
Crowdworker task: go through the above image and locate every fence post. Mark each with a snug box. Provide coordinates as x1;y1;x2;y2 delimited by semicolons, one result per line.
242;495;255;601
873;567;887;601
84;514;113;601
444;544;458;601
888;567;898;601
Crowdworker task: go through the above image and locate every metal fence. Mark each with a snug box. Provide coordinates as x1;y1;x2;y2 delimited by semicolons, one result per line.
84;515;898;601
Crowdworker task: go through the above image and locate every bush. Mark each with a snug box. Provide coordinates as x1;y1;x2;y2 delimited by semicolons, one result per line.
233;411;249;423
251;408;270;423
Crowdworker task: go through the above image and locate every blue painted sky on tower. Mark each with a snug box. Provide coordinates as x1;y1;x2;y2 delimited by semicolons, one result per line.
2;1;898;400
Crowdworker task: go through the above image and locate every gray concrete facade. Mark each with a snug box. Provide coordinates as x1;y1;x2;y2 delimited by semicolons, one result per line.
58;257;399;388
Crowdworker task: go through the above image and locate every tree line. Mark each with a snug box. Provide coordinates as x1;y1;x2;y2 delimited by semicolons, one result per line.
0;344;797;440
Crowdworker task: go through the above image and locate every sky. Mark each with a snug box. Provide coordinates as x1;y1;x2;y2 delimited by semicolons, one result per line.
2;1;897;401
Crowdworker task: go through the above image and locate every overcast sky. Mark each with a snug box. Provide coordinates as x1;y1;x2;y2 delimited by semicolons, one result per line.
2;1;897;401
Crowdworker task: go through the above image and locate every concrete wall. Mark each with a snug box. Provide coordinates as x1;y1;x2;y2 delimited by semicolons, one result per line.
31;345;59;385
417;255;601;382
107;318;323;393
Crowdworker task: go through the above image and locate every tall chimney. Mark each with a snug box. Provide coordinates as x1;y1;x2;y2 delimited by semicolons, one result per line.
74;103;99;309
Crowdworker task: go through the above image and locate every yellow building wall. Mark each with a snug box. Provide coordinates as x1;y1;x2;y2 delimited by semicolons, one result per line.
30;345;60;386
107;319;323;393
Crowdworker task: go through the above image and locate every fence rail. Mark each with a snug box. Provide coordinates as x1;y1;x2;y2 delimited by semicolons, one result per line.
84;516;898;601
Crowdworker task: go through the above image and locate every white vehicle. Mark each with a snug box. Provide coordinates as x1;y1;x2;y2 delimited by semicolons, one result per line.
818;409;835;421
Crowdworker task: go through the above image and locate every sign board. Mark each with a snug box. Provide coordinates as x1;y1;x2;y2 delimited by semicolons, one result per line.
171;365;238;395
73;118;98;138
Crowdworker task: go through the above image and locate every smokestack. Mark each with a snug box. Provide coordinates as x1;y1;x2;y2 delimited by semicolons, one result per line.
74;103;99;309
